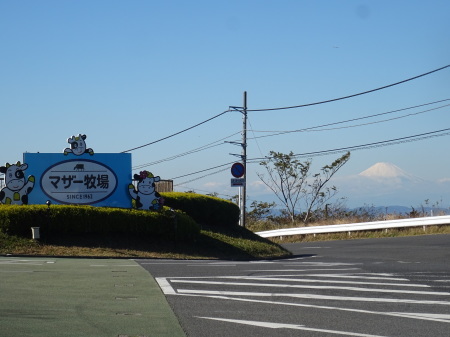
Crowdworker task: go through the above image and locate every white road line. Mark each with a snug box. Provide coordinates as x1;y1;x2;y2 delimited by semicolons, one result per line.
177;289;450;306
155;277;176;295
253;274;410;281
189;294;450;323
166;274;415;285
216;276;428;288
197;317;388;337
90;264;138;267
176;289;450;305
170;279;450;296
285;262;361;266
0;259;57;265
245;268;361;272
0;262;44;266
288;274;410;281
389;312;450;322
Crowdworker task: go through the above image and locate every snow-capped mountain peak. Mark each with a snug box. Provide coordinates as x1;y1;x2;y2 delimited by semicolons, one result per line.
358;162;423;182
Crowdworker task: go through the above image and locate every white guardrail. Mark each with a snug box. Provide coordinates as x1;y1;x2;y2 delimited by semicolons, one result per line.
256;215;450;238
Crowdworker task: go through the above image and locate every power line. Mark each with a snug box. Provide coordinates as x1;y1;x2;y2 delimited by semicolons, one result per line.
248;101;450;140
247;115;266;158
173;184;263;204
132;131;241;170
248;65;450;112
248;128;450;162
121;109;232;153
131;99;449;175
167;128;450;186
174;167;230;186
170;161;234;180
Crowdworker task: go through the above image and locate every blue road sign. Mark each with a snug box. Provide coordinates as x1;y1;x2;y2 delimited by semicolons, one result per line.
231;162;245;178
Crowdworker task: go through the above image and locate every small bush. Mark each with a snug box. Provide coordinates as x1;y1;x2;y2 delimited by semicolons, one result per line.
162;192;240;227
0;204;199;241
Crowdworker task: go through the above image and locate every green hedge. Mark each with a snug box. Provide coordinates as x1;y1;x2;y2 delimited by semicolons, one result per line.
0;204;199;241
161;192;240;227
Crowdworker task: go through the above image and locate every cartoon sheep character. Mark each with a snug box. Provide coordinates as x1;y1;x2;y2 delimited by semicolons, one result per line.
128;171;164;210
0;162;35;205
64;134;94;156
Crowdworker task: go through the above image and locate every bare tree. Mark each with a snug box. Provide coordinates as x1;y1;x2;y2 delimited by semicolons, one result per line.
257;151;350;224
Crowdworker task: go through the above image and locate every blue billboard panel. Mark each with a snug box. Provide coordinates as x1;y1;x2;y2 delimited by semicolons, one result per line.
23;153;131;208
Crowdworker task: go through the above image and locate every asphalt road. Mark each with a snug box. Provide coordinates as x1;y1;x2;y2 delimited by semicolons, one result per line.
137;234;450;337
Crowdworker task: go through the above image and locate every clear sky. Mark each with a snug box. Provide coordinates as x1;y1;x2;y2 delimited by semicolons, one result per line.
1;1;449;208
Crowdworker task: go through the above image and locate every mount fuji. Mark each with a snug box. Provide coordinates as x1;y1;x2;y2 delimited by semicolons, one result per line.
334;162;435;207
358;162;424;183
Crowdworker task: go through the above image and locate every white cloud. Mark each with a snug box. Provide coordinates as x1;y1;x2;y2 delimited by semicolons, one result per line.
247;180;272;194
203;181;226;188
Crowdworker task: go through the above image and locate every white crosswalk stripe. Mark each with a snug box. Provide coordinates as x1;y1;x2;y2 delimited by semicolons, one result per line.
156;262;450;327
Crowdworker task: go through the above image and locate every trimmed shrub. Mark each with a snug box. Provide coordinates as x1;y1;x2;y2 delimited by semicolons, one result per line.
0;204;199;241
161;192;240;227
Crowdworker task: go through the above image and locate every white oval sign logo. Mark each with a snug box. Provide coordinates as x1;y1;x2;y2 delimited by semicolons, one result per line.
40;159;118;205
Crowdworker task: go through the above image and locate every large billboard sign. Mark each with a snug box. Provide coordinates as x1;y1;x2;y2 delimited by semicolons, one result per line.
24;153;131;208
0;133;164;210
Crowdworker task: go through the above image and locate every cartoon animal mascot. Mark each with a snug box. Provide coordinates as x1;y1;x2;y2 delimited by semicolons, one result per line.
128;171;164;210
64;134;94;156
0;162;35;205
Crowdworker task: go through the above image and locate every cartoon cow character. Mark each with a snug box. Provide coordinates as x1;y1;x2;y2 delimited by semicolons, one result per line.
64;134;94;156
128;171;164;210
0;162;35;205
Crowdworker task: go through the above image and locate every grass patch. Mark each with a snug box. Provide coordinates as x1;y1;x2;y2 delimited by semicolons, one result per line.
0;226;291;260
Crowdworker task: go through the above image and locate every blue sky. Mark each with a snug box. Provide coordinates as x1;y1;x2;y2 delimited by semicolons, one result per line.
1;1;449;208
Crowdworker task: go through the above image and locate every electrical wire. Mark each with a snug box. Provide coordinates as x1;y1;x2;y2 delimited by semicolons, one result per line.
250;99;449;132
174;184;262;203
247;101;450;140
167;128;449;188
132;131;241;170
121;109;232;153
170;161;235;180
247;116;266;159
174;167;230;186
248;128;450;162
247;65;450;112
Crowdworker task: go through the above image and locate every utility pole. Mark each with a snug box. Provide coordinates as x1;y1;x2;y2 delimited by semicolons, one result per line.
241;91;247;228
228;92;247;227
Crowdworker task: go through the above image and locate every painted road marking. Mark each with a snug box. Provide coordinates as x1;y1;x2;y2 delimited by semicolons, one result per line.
169;279;450;296
215;275;429;287
153;264;450;329
193;294;450;323
245;268;361;272
284;262;361;266
176;289;450;306
389;312;450;321
197;317;388;337
0;259;54;265
156;277;176;295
